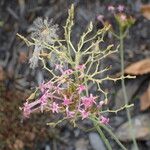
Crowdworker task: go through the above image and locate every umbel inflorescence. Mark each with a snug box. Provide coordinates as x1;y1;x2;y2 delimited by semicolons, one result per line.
18;5;133;127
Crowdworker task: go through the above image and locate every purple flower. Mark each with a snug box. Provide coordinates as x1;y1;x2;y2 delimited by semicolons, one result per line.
117;5;124;12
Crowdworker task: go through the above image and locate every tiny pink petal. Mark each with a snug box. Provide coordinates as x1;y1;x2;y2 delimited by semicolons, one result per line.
51;102;60;113
117;5;124;12
77;84;86;94
100;116;109;124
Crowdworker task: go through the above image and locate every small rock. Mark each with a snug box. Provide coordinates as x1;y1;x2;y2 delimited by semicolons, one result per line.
75;138;88;150
89;132;106;150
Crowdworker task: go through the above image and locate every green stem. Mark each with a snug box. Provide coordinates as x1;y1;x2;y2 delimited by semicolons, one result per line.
93;120;112;150
101;124;127;150
119;28;139;150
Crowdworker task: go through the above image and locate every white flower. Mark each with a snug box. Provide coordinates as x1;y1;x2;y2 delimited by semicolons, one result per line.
28;17;58;45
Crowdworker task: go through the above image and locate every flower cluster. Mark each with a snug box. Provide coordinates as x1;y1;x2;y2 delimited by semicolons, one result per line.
28;17;58;68
107;4;135;28
19;4;132;127
22;64;109;125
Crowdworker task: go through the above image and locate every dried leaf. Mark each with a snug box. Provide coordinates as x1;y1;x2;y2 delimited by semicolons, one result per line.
141;4;150;20
140;83;150;111
115;113;150;141
125;58;150;75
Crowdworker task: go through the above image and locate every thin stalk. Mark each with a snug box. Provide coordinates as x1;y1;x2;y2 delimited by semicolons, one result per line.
93;120;112;150
119;28;139;150
101;124;127;150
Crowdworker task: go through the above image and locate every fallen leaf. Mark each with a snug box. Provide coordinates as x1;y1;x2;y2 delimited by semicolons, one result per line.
140;83;150;111
115;113;150;141
125;58;150;75
141;4;150;20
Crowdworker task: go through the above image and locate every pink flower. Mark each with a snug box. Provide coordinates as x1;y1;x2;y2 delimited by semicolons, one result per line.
76;64;86;70
51;102;60;113
120;14;126;21
39;81;53;93
97;101;105;108
108;5;115;11
55;64;63;72
81;94;97;109
100;116;109;124
23;102;31;118
77;84;86;94
97;15;104;22
66;107;75;118
22;100;40;118
63;69;73;75
39;91;52;112
79;109;90;120
62;95;72;106
117;5;124;12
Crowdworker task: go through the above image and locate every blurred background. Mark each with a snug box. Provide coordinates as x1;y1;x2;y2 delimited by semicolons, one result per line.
0;0;150;150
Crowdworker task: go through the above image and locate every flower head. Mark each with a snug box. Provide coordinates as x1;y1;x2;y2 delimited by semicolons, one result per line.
51;102;60;113
66;107;75;118
63;69;73;75
108;5;115;12
76;64;85;70
117;5;124;12
120;14;127;21
77;84;86;94
28;17;58;45
62;95;73;106
79;109;90;120
81;94;97;110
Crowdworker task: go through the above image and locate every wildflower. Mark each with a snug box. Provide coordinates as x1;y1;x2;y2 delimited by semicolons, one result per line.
23;102;31;118
100;116;109;124
81;94;97;109
39;81;53;93
117;5;124;12
76;64;85;70
55;64;63;72
51;102;60;113
120;14;127;21
77;84;86;94
97;15;104;22
63;69;73;75
62;95;73;106
79;109;90;120
66;107;75;118
22;100;40;118
97;101;105;108
108;5;115;12
39;91;52;112
28;17;58;45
